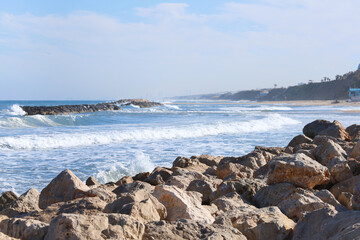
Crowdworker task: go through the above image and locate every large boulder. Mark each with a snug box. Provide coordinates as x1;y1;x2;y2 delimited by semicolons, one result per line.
216;162;253;180
172;157;209;173
0;188;40;217
346;124;360;142
267;153;330;189
350;140;360;158
152;185;214;224
218;205;295;240
45;213;145;240
166;168;207;190
211;192;248;212
144;167;172;186
293;207;360;240
112;181;154;199
303;120;350;140
314;139;347;165
39;169;90;209
143;220;246;240
186;179;218;204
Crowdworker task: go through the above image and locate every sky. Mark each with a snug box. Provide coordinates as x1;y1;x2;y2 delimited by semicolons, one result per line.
0;0;360;100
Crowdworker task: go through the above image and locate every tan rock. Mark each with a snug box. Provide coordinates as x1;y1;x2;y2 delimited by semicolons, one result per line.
84;187;117;203
314;139;347;166
165;168;206;190
211;192;248;212
288;134;312;147
85;176;99;187
194;154;224;167
143;220;246;240
172;157;209;173
216;162;253;180
0;218;48;240
0;188;40;217
350;140;360;158
254;183;297;207
39;169;90;209
186;179;219;204
152;185;214;224
0;232;18;240
144;167;172;186
112;181;154;199
0;192;17;211
220;205;295;240
45;213;144;240
267;153;330;189
115;176;133;186
326;156;352;183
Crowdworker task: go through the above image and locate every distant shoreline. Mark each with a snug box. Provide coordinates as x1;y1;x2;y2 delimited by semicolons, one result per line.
169;100;360;106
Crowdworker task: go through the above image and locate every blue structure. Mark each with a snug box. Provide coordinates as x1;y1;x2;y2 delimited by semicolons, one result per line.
349;88;360;101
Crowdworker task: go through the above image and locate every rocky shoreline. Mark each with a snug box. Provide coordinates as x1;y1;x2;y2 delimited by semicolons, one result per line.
21;99;162;115
1;119;360;239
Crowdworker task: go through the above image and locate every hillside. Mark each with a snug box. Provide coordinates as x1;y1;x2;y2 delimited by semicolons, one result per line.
178;70;360;101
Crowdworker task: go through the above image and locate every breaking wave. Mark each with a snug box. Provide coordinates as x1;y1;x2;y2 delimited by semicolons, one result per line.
0;114;300;150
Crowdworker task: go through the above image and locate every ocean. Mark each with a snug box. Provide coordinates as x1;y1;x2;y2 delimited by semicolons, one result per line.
0;100;359;195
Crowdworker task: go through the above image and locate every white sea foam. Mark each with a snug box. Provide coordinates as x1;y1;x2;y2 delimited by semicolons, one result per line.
164;104;180;110
95;151;155;183
0;114;300;150
6;104;26;116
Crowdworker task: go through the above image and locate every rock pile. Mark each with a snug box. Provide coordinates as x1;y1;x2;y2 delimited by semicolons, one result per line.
21;99;162;115
2;119;360;239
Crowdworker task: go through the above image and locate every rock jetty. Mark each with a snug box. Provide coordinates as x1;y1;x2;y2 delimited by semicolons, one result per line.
2;119;360;239
21;99;162;115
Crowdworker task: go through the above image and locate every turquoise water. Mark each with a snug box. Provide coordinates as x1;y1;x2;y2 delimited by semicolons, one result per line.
0;100;359;194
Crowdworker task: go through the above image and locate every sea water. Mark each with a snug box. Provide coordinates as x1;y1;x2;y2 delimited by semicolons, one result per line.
0;100;359;194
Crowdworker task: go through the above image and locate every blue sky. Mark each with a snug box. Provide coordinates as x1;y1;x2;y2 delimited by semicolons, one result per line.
1;0;360;100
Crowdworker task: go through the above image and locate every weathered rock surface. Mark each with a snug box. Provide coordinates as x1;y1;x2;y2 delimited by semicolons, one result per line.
152;185;214;224
288;134;312;147
39;169;90;209
268;153;330;188
293;207;360;240
303;119;350;140
45;213;145;240
346;124;360;141
218;205;295;240
0;217;48;240
143;220;246;240
0;192;17;211
330;175;360;210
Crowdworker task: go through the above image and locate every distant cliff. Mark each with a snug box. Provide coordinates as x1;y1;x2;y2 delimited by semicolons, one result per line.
179;70;360;101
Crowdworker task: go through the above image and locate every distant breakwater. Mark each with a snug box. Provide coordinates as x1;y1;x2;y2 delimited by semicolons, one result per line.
21;99;162;115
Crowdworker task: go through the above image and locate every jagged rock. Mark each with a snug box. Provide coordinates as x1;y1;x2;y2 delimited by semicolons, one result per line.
214;178;266;203
331;175;360;210
104;194;166;223
39;169;90;209
314;189;344;210
112;181;154;199
294;143;317;153
45;213;145;240
86;177;99;187
0;188;40;217
143;220;246;240
192;154;224;167
0;218;48;240
346;124;360;141
172;157;209;173
166;168;207;190
132;172;150;181
0;192;17;211
314;139;347;165
152;185;214;224
144;167;172;186
115;176;133;186
254;183;297;207
267;153;330;189
218;205;295;240
350;140;360;158
216;162;253;180
293;207;360;240
84;187;117;203
255;146;285;155
211;192;248;212
326;156;353;183
303;119;350;140
288;134;312;147
186;179;218;204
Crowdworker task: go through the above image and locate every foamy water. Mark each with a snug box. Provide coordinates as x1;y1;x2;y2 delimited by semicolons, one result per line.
0;100;359;194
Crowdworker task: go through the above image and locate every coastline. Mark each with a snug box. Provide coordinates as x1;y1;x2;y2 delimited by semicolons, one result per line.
1;119;360;239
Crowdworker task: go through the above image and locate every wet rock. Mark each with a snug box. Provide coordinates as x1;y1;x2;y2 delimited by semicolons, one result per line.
45;213;145;240
39;169;90;209
143;220;246;240
288;134;312;147
86;177;99;187
293;207;360;240
267;153;330;189
0;192;17;211
152;185;214;224
0;188;40;218
218;205;295;240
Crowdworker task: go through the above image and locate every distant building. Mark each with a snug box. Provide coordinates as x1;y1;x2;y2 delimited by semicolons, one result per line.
349;88;360;101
